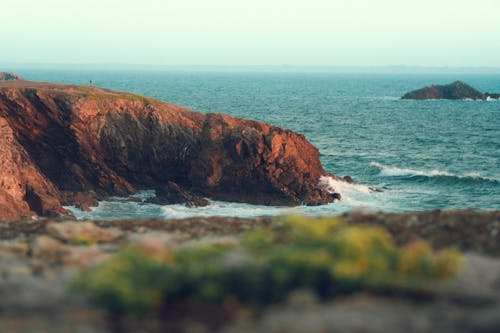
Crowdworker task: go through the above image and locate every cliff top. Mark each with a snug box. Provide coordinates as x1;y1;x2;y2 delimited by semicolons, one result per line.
0;78;169;109
1;78;124;94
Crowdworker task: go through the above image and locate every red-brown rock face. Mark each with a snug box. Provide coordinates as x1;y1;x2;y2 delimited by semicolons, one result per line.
189;113;331;205
0;117;67;220
0;79;334;220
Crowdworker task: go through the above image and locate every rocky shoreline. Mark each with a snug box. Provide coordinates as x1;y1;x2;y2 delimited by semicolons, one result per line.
2;73;499;333
1;210;499;333
0;73;344;221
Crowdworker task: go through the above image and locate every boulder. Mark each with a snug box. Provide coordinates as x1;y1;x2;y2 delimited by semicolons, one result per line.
343;176;355;184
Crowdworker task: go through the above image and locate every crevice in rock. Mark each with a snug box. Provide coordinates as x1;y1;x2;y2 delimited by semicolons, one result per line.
23;185;43;216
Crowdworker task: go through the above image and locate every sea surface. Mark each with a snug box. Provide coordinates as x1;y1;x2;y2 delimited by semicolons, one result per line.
15;69;500;219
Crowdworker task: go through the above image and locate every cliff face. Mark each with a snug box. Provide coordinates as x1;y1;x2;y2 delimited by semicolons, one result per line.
0;117;67;220
402;81;486;100
0;79;335;219
189;113;331;205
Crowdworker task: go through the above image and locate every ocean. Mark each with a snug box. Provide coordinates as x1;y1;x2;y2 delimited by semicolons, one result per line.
15;69;500;219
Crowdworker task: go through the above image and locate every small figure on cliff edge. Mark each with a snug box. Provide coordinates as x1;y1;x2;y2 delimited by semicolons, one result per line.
89;80;93;86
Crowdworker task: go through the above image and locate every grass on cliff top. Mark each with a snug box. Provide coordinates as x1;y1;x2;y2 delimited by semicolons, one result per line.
74;85;155;105
72;216;462;315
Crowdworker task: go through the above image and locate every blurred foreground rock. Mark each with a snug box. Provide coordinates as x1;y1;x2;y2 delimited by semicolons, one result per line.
0;211;499;333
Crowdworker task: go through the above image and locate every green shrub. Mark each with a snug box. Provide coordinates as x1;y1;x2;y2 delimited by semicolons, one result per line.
72;216;461;315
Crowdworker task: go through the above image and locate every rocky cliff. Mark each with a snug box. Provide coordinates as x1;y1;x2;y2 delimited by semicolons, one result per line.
402;81;499;100
0;75;336;220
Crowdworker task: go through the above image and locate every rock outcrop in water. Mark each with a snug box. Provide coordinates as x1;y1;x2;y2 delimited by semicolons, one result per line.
146;181;210;207
402;81;500;100
0;72;23;81
0;74;336;220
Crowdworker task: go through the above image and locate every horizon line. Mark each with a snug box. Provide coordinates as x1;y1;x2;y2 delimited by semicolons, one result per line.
3;63;500;73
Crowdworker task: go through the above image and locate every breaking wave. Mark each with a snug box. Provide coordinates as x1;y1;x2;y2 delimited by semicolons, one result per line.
317;175;384;208
370;162;498;184
161;202;291;219
319;176;372;195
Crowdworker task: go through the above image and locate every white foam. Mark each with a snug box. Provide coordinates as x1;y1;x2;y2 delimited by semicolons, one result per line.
370;162;454;177
464;172;482;178
319;176;372;195
376;96;399;101
65;178;404;221
161;201;294;219
370;162;497;182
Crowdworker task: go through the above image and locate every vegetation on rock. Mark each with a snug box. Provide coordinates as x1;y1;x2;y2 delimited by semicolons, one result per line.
73;216;461;315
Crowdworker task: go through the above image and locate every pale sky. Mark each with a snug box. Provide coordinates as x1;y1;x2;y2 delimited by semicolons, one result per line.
2;0;500;67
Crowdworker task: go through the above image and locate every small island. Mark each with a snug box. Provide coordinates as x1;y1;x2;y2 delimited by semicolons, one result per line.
402;81;500;100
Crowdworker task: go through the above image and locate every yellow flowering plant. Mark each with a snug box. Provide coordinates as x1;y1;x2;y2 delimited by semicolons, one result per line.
73;216;462;315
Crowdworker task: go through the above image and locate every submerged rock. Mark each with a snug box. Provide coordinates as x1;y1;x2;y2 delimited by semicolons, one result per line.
343;175;355;184
61;191;100;211
146;181;210;207
485;93;500;99
402;81;499;100
0;78;335;220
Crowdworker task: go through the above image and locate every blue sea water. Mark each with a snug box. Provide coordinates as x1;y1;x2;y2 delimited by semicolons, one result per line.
15;69;500;219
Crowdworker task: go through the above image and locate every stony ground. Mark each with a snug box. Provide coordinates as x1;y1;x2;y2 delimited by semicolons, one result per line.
0;210;499;333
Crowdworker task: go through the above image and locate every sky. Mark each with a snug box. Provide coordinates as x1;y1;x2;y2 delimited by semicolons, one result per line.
2;0;500;67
